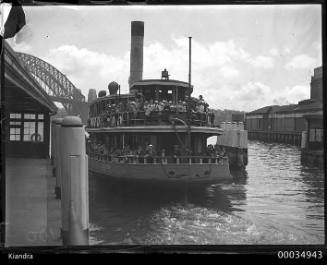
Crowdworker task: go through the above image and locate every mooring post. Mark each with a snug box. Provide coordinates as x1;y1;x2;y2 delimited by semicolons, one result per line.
50;119;55;165
53;118;63;199
60;116;89;246
301;131;307;149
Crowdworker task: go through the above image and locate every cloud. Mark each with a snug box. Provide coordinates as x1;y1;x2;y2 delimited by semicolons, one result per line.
269;48;279;56
285;54;317;70
15;23;33;44
227;82;310;111
219;66;240;79
36;39;299;112
7;23;33;52
44;45;130;95
240;82;271;99
272;85;310;106
284;85;310;103
248;55;275;68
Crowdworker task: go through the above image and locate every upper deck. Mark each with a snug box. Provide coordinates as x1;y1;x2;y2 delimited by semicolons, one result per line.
87;78;216;132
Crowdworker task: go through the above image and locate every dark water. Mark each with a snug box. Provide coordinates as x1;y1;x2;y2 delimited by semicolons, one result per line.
89;141;324;245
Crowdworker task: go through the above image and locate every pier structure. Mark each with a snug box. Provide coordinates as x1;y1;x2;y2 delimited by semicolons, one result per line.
2;41;60;246
245;66;323;148
216;122;248;169
301;113;324;168
3;40;90;246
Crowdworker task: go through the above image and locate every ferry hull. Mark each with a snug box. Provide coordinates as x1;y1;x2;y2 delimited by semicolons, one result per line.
89;157;232;184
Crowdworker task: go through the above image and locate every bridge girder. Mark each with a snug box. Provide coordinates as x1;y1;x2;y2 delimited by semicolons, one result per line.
16;52;89;122
17;52;85;101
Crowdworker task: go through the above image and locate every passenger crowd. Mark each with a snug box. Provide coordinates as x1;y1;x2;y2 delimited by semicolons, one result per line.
88;141;226;163
93;93;215;127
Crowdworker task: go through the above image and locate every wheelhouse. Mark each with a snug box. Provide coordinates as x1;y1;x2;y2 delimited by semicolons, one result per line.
130;79;193;103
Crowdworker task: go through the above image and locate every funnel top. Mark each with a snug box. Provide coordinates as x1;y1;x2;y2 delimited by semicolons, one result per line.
131;21;144;37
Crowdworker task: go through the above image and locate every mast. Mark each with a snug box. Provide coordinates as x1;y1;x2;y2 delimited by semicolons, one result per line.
186;36;192;152
188;36;192;90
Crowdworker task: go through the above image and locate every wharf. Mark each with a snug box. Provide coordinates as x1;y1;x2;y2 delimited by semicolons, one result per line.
5;158;62;246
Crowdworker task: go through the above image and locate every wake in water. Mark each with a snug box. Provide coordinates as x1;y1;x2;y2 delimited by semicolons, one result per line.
139;204;313;244
89;141;324;245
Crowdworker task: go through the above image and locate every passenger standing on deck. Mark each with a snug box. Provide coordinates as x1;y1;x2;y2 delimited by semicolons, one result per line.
158;101;164;112
182;101;187;112
145;144;154;163
173;145;181;163
144;101;151;117
110;105;116;127
135;92;144;111
170;101;177;112
161;100;167;110
177;100;183;112
154;100;159;111
160;148;167;164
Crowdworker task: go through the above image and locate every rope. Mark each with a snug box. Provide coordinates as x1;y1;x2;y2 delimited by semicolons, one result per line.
169;117;189;153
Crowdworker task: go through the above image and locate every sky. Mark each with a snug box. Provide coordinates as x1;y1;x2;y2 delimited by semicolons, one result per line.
8;5;322;111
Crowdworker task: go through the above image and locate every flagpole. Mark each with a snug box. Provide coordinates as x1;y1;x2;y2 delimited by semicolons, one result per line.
0;34;5;247
0;36;4;120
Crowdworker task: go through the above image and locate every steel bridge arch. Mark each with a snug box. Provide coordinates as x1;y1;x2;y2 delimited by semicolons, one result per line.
16;52;86;114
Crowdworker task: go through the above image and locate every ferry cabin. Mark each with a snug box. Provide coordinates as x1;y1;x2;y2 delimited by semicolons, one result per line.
87;79;221;160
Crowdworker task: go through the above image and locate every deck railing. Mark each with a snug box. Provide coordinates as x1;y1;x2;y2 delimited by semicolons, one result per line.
88;110;216;128
89;152;228;165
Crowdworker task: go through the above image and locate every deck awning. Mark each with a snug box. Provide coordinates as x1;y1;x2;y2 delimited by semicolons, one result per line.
86;125;223;135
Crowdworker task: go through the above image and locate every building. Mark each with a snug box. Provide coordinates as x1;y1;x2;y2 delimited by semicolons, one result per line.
300;111;323;167
87;88;97;103
245;66;323;146
310;66;323;101
2;41;57;158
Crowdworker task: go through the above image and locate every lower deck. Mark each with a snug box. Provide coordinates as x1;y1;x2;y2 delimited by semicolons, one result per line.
89;155;232;184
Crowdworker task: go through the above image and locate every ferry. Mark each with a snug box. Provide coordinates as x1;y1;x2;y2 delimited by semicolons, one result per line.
85;21;232;184
86;75;232;184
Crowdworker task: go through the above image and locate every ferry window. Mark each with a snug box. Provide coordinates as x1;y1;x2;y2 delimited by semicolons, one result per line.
38;122;44;141
167;89;173;101
10;113;21;119
10;121;21;126
24;114;36;120
10;128;21;141
23;118;44;142
310;128;323;142
38;114;44;120
23;122;36;141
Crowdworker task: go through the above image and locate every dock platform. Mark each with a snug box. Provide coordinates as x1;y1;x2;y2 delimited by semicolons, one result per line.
5;158;62;247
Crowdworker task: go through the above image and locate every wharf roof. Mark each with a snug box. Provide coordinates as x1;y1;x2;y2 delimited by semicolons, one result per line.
5;41;57;113
247;99;322;116
303;113;323;120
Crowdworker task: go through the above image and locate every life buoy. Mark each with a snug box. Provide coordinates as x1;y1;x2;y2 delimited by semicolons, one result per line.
31;133;41;142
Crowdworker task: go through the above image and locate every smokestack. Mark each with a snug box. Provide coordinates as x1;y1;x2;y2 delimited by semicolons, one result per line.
129;21;144;89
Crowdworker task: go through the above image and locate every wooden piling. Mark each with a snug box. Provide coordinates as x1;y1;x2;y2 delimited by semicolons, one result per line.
60;116;89;246
53;118;63;199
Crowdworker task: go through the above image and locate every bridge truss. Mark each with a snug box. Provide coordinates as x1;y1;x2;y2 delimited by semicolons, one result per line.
16;52;89;122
